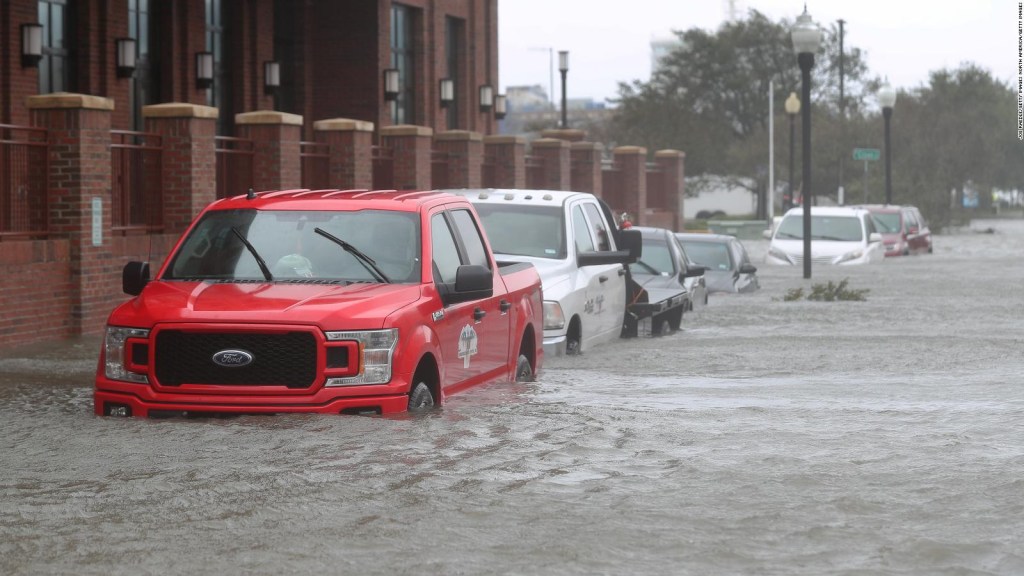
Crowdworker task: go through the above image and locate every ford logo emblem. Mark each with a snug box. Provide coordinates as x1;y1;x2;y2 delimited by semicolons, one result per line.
212;349;254;368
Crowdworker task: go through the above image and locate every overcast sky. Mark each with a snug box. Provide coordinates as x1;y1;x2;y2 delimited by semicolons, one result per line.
498;0;1020;105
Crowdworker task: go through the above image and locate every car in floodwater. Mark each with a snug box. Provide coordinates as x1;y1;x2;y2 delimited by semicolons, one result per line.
861;204;933;256
624;227;706;335
764;206;885;266
675;232;760;294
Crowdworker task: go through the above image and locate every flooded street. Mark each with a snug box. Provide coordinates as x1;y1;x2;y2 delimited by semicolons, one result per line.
2;218;1023;575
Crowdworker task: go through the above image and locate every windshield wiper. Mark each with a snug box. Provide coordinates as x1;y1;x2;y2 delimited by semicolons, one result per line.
776;232;802;239
814;235;851;241
231;227;274;281
632;259;661;275
314;227;391;283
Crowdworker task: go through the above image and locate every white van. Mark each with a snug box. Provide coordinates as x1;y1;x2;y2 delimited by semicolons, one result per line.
449;189;639;356
764;206;885;266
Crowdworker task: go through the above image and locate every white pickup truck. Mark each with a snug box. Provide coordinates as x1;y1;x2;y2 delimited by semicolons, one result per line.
449;189;640;356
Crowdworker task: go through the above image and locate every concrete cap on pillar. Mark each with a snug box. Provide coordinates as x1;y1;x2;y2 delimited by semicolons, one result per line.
314;118;375;132
142;103;218;119
26;92;115;110
235;110;303;125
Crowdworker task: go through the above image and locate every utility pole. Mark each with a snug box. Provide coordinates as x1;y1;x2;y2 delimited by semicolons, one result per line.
837;19;846;205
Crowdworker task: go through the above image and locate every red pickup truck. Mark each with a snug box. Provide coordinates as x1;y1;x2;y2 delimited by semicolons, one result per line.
94;189;543;417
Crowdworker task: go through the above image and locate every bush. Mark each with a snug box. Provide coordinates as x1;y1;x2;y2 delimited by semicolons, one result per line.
783;278;869;302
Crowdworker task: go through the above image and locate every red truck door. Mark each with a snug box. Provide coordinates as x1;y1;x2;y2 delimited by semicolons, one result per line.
430;209;511;389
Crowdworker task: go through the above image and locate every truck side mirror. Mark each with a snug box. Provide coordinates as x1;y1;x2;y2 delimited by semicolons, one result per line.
123;261;150;296
443;264;493;305
618;228;643;262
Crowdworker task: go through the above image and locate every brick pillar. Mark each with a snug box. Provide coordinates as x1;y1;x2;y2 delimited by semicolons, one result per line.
540;128;587;143
530;138;570;191
314;118;375;190
380;125;434;190
655;149;686;232
143;103;218;233
571;142;604;197
235;111;303;191
483;135;526;189
434;130;483;189
614;146;648;226
27;93;116;337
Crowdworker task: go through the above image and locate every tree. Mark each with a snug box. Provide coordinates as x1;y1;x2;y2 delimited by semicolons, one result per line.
607;10;873;199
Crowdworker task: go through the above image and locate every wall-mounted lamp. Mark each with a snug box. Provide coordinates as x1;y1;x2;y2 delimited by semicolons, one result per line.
439;78;454;108
383;68;400;101
494;94;507;120
264;61;280;95
479;85;494;112
195;52;214;89
21;23;43;68
116;38;137;78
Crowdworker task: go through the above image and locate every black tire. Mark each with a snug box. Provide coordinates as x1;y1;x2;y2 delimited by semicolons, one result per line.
652;314;670;337
407;381;435;412
565;321;581;355
515;354;534;382
668;307;683;332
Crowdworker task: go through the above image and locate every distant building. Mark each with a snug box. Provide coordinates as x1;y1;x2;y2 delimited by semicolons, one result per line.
501;86;609;137
651;36;683;75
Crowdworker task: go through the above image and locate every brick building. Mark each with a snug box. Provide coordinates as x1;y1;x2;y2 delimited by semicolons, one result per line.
0;0;684;348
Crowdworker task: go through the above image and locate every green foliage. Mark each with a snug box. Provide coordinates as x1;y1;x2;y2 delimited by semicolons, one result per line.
600;11;1021;231
779;279;869;302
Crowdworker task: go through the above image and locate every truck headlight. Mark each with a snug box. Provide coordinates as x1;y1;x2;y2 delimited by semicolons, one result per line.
104;326;150;383
543;301;565;330
324;329;398;386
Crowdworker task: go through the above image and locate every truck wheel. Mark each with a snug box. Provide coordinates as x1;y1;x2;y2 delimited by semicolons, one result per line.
407;381;435;412
566;319;581;355
515;354;534;382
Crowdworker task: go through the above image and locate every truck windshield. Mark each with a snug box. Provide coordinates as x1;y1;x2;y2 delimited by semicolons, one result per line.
775;215;864;242
163;209;421;283
472;204;567;259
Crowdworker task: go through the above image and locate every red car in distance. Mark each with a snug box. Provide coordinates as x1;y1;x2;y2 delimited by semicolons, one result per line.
862;204;933;257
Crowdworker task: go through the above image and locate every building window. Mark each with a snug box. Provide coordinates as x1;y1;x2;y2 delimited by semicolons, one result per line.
445;17;464;130
128;0;158;130
206;0;231;133
37;0;71;94
390;4;416;125
273;0;297;114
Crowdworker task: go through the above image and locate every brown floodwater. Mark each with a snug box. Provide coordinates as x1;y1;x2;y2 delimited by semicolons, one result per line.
2;218;1023;575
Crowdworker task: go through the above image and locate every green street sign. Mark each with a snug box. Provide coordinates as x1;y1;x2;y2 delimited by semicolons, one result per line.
853;148;880;161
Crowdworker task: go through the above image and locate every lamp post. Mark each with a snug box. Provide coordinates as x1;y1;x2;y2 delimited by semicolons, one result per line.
878;79;897;205
558;50;569;128
784;92;800;213
791;7;822;280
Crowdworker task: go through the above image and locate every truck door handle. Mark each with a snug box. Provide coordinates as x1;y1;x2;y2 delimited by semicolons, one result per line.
599;275;608;283
474;307;487;321
618;268;627;276
499;299;511;313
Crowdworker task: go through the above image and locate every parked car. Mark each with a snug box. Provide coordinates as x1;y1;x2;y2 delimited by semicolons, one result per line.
861;204;932;256
678;244;709;310
94;189;544;417
764;206;885;266
624;227;703;335
676;232;760;294
902;205;934;254
449;189;641;356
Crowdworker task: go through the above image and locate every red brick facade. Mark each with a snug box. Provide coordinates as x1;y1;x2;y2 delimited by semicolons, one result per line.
0;0;686;349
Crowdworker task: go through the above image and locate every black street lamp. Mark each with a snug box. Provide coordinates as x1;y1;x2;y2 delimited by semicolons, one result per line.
791;7;822;280
558;50;569;128
878;80;897;205
784;92;801;213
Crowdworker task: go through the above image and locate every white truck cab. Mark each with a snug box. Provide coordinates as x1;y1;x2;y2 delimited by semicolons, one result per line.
449;189;640;356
